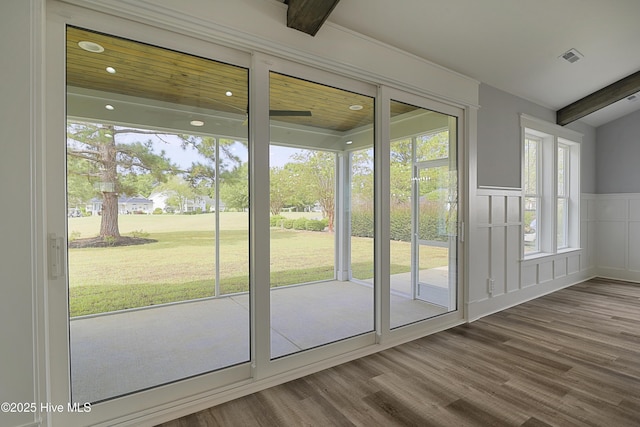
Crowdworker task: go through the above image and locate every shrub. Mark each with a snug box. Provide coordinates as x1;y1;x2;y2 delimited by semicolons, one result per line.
305;219;325;231
293;217;308;230
70;230;82;241
153;208;163;215
283;219;294;229
390;207;412;241
130;229;149;238
270;214;286;227
351;204;448;242
351;210;373;238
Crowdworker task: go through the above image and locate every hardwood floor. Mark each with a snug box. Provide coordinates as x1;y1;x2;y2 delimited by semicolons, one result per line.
157;278;640;426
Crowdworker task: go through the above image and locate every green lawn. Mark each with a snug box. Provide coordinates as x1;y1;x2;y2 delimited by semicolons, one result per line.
68;213;447;317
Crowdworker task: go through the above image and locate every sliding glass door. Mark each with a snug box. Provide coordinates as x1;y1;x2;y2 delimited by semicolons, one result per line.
389;100;459;329
268;71;375;359
48;16;464;424
65;26;250;403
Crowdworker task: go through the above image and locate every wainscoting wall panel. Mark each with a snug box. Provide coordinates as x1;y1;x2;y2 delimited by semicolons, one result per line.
596;193;640;282
467;189;596;321
582;194;597;270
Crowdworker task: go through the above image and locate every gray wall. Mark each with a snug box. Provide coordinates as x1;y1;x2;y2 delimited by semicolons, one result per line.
477;83;596;193
566;120;597;194
596;108;640;194
0;1;38;427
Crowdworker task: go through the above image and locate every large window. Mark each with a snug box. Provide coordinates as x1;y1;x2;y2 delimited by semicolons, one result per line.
521;115;581;257
523;136;540;254
557;142;569;249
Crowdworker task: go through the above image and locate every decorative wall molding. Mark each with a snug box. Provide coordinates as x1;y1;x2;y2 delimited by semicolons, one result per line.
468;191;597;321
593;193;640;283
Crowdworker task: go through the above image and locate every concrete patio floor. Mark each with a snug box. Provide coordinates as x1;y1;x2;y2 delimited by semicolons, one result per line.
70;277;451;403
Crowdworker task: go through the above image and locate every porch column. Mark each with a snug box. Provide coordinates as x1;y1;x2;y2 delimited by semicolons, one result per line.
335;151;351;281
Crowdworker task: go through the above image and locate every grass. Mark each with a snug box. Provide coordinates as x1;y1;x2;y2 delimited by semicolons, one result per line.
68;213;448;316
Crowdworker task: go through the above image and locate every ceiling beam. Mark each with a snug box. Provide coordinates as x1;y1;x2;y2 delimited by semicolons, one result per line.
285;0;341;36
556;70;640;126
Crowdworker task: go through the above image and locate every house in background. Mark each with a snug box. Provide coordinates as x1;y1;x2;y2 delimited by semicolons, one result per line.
149;191;224;213
86;196;154;215
2;1;640;426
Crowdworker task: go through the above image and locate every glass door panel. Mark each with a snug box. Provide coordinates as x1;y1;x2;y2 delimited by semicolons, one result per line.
66;27;250;403
415;163;457;310
389;100;458;328
269;72;375;359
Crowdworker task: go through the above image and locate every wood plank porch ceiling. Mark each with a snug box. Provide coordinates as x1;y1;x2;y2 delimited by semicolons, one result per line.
66;27;416;133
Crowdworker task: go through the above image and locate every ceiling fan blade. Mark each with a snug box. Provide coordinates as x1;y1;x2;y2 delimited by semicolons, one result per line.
269;110;312;117
242;109;311;125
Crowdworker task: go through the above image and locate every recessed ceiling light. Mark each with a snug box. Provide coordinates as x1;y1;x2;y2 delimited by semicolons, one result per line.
346;140;353;145
78;41;105;53
225;91;233;97
190;120;205;127
349;105;363;111
105;66;116;74
105;104;114;110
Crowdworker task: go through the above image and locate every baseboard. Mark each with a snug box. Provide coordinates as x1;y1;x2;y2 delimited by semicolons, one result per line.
467;270;597;322
595;268;640;284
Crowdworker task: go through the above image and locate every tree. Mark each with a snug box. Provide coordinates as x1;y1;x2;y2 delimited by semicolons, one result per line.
66;155;97;213
158;175;200;213
351;148;374;208
269;167;291;216
67;121;177;239
178;136;247;211
291;151;336;231
219;162;249;211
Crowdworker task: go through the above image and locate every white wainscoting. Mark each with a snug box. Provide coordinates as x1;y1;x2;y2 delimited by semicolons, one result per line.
467;190;597;321
595;193;640;282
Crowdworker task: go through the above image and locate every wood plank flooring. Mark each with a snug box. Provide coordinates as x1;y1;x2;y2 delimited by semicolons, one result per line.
157;278;640;426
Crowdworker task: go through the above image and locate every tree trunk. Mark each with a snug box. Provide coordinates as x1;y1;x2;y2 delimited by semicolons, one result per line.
100;191;120;238
326;208;334;233
99;125;120;238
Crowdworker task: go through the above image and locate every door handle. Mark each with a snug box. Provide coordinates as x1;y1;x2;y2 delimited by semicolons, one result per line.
48;233;64;279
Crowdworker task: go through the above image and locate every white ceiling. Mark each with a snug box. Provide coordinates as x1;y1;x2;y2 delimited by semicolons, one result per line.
325;0;640;127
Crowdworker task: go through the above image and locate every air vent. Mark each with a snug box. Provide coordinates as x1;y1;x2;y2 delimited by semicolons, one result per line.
559;48;583;63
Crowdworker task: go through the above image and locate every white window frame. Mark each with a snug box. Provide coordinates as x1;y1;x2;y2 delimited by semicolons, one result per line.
520;115;581;259
523;135;541;254
557;142;570;249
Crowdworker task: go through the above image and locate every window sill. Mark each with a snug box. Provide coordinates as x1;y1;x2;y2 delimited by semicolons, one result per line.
521;248;582;266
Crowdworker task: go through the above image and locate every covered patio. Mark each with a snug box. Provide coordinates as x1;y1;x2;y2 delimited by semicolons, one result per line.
71;275;450;403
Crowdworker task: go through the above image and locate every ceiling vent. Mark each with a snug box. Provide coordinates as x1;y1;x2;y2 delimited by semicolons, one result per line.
559;48;583;64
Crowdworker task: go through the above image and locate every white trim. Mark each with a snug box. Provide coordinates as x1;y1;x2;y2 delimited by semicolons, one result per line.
520;248;582;266
521;116;581;260
520;114;583;142
31;2;48;427
477;185;521;193
468;271;596;322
